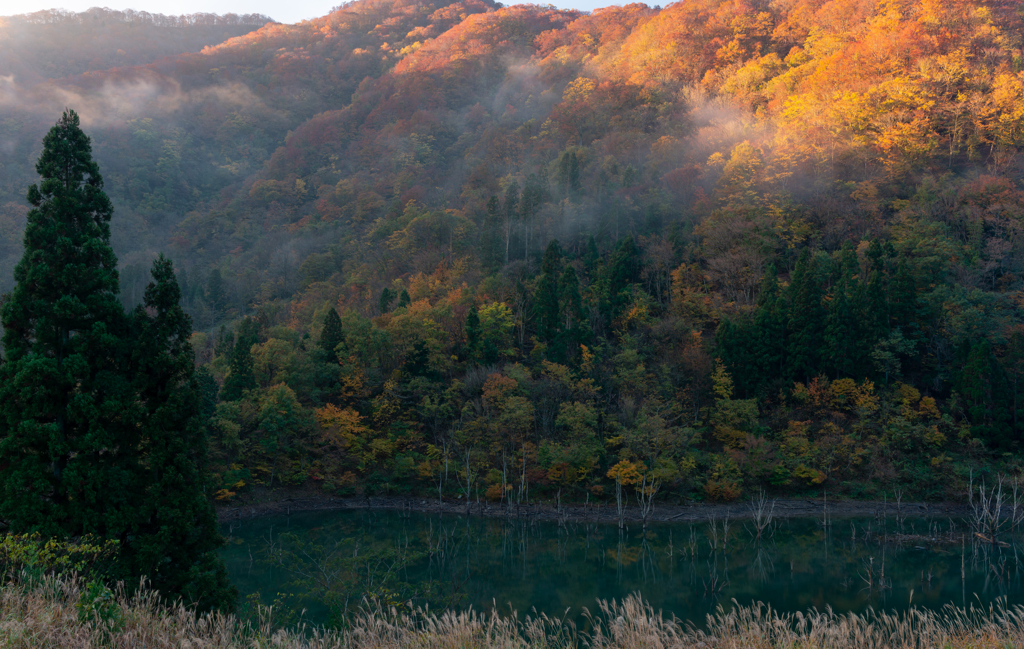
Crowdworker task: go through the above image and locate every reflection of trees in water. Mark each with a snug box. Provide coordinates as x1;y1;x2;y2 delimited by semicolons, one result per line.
751;544;775;584
232;512;1024;626
703;549;730;601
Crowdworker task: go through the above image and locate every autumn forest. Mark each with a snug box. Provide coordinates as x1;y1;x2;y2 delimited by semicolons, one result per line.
2;0;1024;519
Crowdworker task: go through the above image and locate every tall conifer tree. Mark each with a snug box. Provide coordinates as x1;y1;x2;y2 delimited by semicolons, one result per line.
535;240;563;344
0;109;133;538
752;264;786;387
786;248;825;383
319;307;344;360
129;255;235;610
221;317;258;401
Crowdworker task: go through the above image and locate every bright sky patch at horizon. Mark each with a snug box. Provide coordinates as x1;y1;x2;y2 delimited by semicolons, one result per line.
3;0;618;25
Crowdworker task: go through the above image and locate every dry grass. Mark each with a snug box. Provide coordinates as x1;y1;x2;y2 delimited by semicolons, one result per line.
2;575;1023;648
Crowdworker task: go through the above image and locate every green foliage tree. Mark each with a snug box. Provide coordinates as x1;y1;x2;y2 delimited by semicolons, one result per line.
824;244;865;379
0;109;132;540
221;317;259;401
128;255;235;610
604;235;642;326
379;287;395;313
535;240;563;344
319;307;344;360
465;305;481;361
397;289;411;309
786;248;825;383
205;268;226;313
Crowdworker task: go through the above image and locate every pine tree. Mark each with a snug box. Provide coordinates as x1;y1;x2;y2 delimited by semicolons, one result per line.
786;248;825;383
751;264;786;389
522;175;546;258
568;152;582;201
716;319;756;396
482;195;503;270
824;244;861;378
535;240;563;344
0;109;133;538
319;307;344;360
465;306;481;361
584;236;599;275
558;264;589;359
214;324;234;357
379;287;394;313
221;317;258;401
956;340;1012;446
128;255;235;610
605;235;642;324
205;268;226;313
397;288;411;309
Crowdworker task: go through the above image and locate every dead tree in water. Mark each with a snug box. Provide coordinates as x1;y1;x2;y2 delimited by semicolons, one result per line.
969;471;1007;546
749;489;776;541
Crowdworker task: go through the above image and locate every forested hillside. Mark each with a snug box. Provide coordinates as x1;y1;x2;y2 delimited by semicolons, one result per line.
0;8;274;84
1;0;1023;508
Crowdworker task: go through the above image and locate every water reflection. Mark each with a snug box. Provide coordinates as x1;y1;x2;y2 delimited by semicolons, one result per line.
221;509;1024;627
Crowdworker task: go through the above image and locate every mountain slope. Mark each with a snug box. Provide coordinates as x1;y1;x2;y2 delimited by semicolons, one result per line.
1;0;1023;503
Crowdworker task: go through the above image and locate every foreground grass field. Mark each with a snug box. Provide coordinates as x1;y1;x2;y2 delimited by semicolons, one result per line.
2;575;1023;648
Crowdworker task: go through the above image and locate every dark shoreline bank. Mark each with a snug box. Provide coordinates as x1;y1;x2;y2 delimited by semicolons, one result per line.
217;489;971;525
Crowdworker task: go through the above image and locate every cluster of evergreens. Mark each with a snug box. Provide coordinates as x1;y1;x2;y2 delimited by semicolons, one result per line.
0;111;232;611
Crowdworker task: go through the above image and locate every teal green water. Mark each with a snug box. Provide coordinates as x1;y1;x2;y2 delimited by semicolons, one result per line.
220;508;1023;627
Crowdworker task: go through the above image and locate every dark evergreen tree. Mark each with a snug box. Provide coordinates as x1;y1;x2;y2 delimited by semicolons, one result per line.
891;256;919;336
955;339;1013;448
213;324;234;357
128;255;235;610
482;195;503;270
205;268;226;313
889;255;921;375
465;305;481;361
0;110;133;539
568;152;582;200
221;317;258;401
824;245;862;378
557;151;582;200
786;248;825;383
379;287;395;313
604;235;642;324
520;175;545;258
864;269;888;338
397;288;411;309
197;366;220;423
751;264;786;388
557;264;589;361
535;240;563;344
583;235;600;275
716;318;756;395
319;307;344;360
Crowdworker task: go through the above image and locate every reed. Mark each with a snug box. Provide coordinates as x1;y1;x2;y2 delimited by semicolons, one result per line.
3;574;1024;648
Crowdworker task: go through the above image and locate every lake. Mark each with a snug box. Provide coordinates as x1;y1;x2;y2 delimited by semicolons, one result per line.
220;507;1023;627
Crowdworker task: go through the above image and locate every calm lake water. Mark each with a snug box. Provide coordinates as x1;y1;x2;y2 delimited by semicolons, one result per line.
220;508;1023;627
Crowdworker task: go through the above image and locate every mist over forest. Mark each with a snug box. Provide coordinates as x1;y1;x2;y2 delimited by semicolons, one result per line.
1;0;1023;513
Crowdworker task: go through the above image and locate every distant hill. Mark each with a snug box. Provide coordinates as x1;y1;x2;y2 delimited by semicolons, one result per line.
0;7;274;85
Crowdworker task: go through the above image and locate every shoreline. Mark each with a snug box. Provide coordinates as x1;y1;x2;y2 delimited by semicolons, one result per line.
217;488;972;525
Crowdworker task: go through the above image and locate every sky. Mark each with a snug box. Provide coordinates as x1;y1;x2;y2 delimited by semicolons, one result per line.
3;0;614;24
